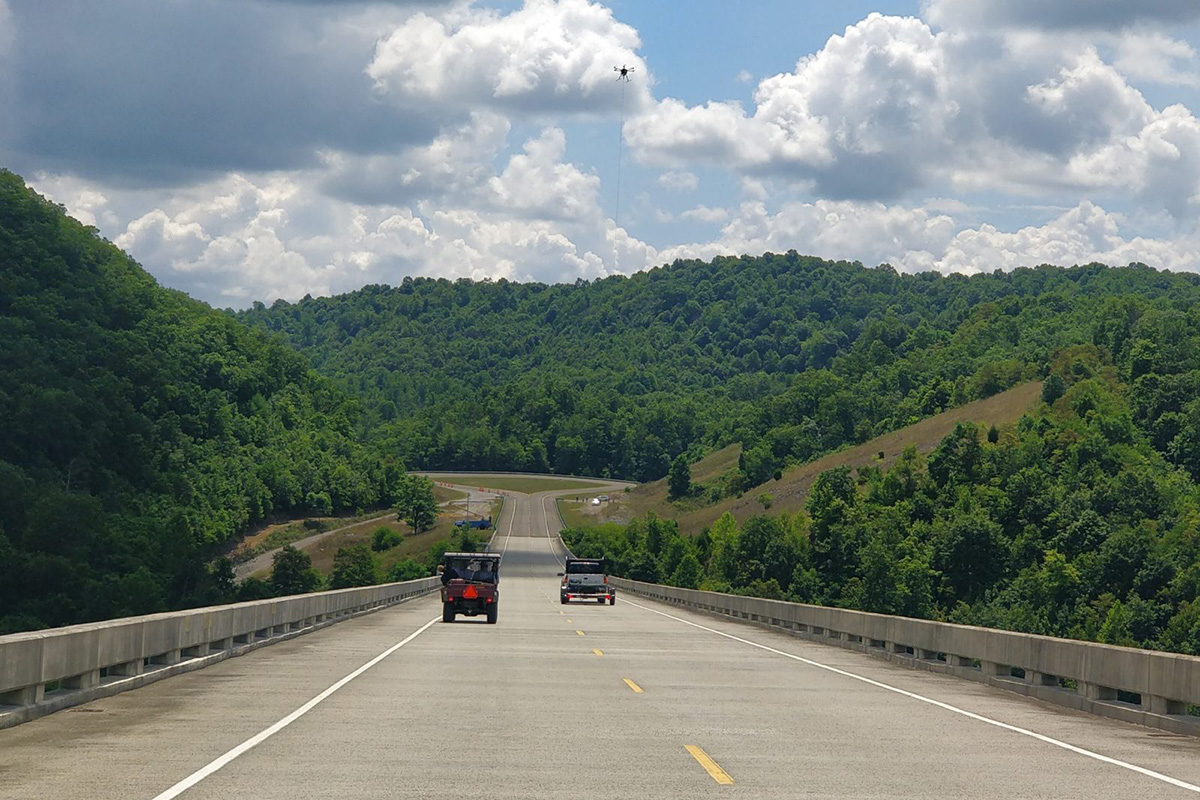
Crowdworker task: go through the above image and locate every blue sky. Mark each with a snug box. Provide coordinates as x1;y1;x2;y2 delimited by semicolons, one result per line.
3;0;1200;305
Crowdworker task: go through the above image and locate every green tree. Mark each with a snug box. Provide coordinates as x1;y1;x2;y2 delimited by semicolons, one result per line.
396;475;438;532
236;577;275;601
667;454;692;500
625;548;660;582
271;545;321;596
670;552;702;589
206;557;237;604
454;526;482;552
371;526;404;552
330;544;378;589
387;558;429;582
932;510;1009;603
1098;599;1136;647
1041;371;1070;402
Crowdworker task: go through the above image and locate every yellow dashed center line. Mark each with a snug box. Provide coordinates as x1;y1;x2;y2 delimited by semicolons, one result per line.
685;745;734;785
592;649;604;656
566;619;572;623
623;678;643;693
576;630;585;636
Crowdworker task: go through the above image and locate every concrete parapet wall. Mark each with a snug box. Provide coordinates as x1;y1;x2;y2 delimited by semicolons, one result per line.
0;576;439;729
611;576;1200;736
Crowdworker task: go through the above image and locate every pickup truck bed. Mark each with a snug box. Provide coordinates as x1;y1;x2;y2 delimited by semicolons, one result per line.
560;559;616;605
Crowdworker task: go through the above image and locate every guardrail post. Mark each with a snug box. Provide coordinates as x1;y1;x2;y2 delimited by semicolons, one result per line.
151;649;181;667
979;660;1007;677
108;659;144;677
1079;682;1117;701
1027;670;1057;687
0;684;44;707
1148;695;1186;715
181;643;209;658
63;669;101;691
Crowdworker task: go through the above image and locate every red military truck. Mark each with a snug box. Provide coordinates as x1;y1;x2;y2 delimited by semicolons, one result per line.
439;552;501;623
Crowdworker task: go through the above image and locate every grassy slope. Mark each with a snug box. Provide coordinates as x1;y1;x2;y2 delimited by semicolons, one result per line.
248;498;503;579
558;444;743;527
578;382;1042;535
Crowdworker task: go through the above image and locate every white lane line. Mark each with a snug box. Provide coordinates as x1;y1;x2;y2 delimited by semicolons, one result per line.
149;616;440;800
499;493;514;556
623;599;1200;795
540;493;566;568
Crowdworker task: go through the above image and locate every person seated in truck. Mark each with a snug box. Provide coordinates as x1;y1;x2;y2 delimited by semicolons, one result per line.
473;560;496;583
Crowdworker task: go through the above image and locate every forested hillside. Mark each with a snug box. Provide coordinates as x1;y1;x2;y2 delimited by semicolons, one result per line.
10;159;1200;646
0;172;402;632
564;338;1200;654
240;253;1200;489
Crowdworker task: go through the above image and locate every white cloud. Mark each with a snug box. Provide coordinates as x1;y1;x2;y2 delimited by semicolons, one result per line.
366;0;652;117
33;121;653;304
736;70;753;84
658;199;955;268
922;0;1200;32
657;170;698;191
318;111;511;205
1113;32;1200;87
626;13;1200;216
1066;104;1200;217
486;127;601;221
14;1;1200;310
659;198;1200;277
679;205;729;224
936;202;1200;274
627;14;960;197
740;177;768;200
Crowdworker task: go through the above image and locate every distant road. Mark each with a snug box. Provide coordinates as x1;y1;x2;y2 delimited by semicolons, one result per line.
6;479;1200;799
232;512;395;579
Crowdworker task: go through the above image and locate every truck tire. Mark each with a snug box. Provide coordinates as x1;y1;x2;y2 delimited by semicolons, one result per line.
442;602;455;623
486;604;498;624
609;596;616;605
560;595;568;604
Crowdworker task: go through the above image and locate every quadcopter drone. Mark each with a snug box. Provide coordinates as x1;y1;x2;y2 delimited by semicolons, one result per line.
615;64;635;82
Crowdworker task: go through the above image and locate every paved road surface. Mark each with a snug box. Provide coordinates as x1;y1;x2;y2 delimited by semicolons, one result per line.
4;487;1200;798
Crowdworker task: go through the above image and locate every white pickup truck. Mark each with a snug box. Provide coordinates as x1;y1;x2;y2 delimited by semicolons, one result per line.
559;558;616;605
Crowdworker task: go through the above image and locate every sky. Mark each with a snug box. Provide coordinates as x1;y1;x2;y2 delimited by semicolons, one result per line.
3;0;1200;307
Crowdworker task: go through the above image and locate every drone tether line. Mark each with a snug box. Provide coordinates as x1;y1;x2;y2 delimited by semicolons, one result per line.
616;75;625;232
613;64;634;272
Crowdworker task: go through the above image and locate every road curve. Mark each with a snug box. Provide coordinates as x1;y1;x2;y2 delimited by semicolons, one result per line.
232;512;396;580
3;489;1200;799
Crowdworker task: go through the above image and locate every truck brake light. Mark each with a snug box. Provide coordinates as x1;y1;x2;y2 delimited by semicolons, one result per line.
603;576;608;584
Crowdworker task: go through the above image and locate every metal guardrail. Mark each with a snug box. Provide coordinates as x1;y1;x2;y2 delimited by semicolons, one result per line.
610;578;1200;736
0;576;440;729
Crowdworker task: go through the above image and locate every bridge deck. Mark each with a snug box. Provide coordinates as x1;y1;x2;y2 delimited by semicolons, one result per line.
3;490;1200;799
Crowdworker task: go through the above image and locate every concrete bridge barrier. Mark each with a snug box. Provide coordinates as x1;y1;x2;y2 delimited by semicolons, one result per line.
611;577;1200;736
0;576;439;730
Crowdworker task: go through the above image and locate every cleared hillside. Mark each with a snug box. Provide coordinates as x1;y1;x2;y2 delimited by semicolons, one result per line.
573;382;1041;534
